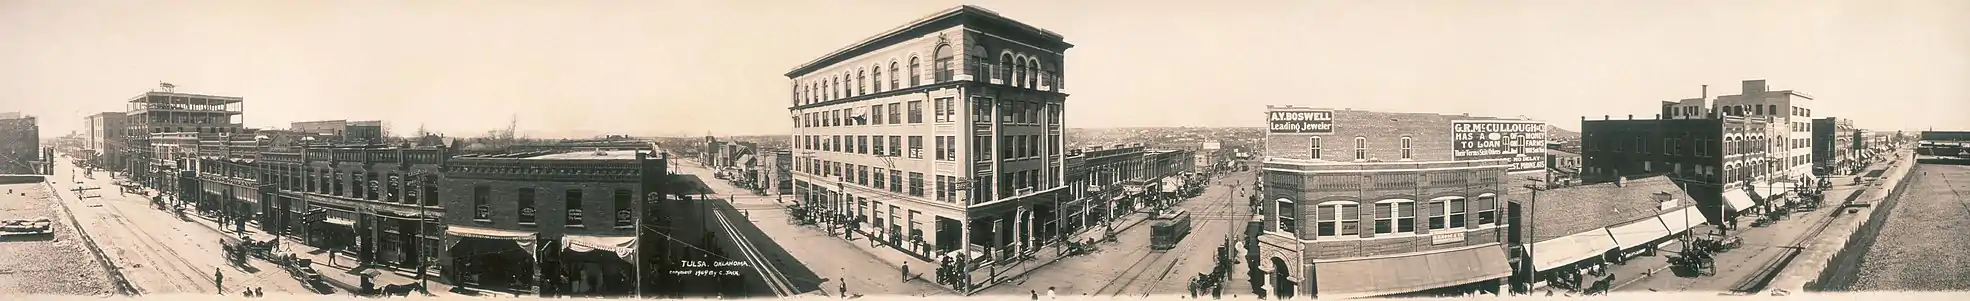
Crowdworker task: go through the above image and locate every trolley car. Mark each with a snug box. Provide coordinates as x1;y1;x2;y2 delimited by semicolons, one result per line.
1150;210;1193;251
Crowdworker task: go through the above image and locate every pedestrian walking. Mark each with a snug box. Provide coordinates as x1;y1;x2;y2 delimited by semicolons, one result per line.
1047;287;1056;299
837;279;847;298
901;261;910;282
213;268;224;294
1030;290;1039;300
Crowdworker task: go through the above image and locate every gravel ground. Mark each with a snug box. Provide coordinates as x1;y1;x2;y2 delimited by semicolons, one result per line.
0;183;119;296
1850;164;1970;291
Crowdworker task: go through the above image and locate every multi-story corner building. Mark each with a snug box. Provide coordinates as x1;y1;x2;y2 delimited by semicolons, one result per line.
1710;80;1816;183
1579;113;1771;230
1812;117;1860;176
439;148;698;297
784;5;1072;262
1254;106;1547;299
256;144;450;276
123;88;245;188
84;112;127;170
0;114;40;174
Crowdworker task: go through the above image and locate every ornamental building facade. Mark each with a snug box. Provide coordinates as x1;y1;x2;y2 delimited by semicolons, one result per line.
784;5;1073;264
1255;106;1547;299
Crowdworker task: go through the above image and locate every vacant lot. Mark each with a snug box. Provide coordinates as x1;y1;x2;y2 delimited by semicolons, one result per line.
1850;164;1970;291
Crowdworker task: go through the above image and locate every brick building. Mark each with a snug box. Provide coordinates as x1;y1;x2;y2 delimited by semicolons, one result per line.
256;144;450;275
0;114;40;174
84;112;127;170
1811;117;1860;175
1255;106;1549;298
1579;114;1771;227
122;87;246;189
785;5;1072;264
1708;80;1818;183
439;148;687;296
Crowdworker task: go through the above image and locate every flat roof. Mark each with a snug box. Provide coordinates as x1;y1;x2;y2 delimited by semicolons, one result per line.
784;5;1071;78
521;150;651;160
128;91;244;103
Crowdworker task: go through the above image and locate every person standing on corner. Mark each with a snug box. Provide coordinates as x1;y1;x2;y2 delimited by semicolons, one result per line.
901;260;910;282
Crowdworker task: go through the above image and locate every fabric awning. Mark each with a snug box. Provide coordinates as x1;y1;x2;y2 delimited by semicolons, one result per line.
1606;218;1674;250
1313;243;1515;299
1529;229;1618;271
1658;207;1710;234
324;217;356;227
565;234;638;261
446;225;538;241
1724;191;1757;213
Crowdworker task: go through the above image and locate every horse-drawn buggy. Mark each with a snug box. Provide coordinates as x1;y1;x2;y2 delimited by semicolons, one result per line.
220;235;280;264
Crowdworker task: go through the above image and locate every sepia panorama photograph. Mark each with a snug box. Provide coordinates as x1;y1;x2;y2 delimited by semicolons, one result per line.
1;0;1967;300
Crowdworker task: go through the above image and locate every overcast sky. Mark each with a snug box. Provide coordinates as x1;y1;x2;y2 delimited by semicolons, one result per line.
3;0;1965;138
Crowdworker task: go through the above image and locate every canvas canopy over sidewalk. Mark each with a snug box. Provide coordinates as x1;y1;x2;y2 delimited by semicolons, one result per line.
1529;229;1618;272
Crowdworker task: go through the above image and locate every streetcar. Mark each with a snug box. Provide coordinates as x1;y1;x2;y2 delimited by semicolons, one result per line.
1150;209;1193;251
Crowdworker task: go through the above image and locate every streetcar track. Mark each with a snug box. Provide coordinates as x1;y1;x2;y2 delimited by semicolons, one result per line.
94;194;218;294
1094;175;1247;297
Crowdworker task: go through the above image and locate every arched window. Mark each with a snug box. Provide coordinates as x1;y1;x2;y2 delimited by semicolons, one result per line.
968;44;989;82
1400;136;1413;159
872;65;883;92
1027;58;1040;88
1013;58;1026;87
857;70;867;95
822;80;831;101
1373;199;1415;234
1316;200;1358;237
998;53;1013;83
932;44;954;82
1354;137;1368;160
889;62;901;88
908;57;921;86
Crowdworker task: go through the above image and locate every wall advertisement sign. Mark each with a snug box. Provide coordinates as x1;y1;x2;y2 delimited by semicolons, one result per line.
1268;110;1335;134
1452;120;1548;173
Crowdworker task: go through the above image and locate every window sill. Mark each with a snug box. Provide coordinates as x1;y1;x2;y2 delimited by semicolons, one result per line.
566;224;586;229
615;225;633;230
473;219;492;224
519;222;538;227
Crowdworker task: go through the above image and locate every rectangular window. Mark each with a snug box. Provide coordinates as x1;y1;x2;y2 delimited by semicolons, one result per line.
566;189;584;227
472;186;491;221
907;101;924;123
888;103;901;124
872;105;884;125
518;188;537;225
873;136;885;155
873;167;887;189
614;190;633;228
858;165;870;185
1448;198;1467;228
908;172;925;196
1428;200;1446;230
934;176;948;202
941;97;957;122
909;136;924;159
1309;137;1322;159
889;136;902;157
1277;200;1297;235
975;136;991;162
890;170;903;193
933;97;948;122
1374;202;1414;234
366;172;379;200
858;135;869;154
933;136;946;160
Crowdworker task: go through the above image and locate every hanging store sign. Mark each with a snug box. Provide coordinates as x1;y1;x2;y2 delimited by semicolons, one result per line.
1268;110;1335;134
1452;120;1548;173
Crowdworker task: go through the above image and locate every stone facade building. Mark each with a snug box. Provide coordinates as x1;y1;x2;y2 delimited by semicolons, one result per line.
785;5;1072;263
